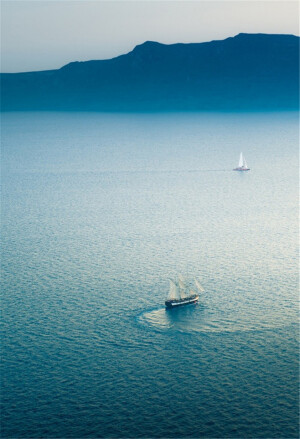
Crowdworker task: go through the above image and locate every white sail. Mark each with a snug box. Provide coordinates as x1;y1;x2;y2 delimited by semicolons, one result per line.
178;275;187;298
168;280;179;300
243;157;248;168
195;279;204;292
238;152;243;168
178;278;186;290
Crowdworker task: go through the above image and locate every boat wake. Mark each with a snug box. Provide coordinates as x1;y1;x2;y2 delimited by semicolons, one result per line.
137;306;292;334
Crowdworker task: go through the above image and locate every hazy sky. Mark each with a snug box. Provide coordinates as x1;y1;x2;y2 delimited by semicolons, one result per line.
1;1;299;72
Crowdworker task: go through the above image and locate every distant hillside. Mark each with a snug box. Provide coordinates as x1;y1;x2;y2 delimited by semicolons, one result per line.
1;33;299;111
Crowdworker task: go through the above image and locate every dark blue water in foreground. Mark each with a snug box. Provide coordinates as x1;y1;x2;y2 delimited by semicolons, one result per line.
1;112;299;438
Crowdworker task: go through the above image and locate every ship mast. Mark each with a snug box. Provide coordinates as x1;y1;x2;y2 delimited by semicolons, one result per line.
238;152;243;168
178;275;187;299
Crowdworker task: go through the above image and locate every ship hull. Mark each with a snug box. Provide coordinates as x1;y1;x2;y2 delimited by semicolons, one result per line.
233;167;250;171
165;295;199;309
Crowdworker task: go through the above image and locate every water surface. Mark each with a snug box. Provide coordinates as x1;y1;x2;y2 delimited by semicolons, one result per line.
2;112;299;438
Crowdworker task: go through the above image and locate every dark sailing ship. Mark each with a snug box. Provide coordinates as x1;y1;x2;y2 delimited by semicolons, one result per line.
165;276;204;309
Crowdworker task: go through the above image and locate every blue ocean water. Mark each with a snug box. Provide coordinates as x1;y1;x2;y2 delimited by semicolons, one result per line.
1;112;299;438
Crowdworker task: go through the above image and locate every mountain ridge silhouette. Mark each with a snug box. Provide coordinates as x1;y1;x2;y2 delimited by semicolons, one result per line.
1;33;299;111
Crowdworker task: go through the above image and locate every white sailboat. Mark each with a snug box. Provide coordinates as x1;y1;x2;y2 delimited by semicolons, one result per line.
165;277;204;308
233;152;250;171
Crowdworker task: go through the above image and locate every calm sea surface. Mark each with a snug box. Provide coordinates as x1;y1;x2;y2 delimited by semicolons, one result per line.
1;112;299;438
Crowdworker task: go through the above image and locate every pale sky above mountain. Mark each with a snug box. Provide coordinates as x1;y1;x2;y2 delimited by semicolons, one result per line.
1;0;299;72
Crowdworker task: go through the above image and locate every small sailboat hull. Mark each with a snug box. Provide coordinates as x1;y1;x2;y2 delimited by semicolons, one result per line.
233;167;250;171
165;295;199;309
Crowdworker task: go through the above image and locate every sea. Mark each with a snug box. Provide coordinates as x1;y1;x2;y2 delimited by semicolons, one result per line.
1;111;299;438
